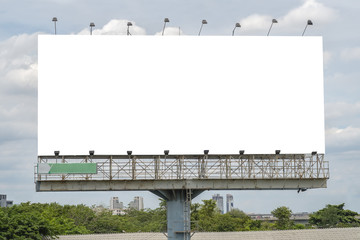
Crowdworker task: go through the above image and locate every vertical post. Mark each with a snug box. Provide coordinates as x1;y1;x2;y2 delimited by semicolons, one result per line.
85;156;89;180
132;156;136;180
226;156;230;179
61;156;65;180
155;156;159;180
109;156;112;180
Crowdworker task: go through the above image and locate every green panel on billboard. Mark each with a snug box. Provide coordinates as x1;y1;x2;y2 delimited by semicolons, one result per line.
38;163;97;174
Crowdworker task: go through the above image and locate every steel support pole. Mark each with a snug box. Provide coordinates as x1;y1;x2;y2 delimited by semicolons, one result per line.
167;190;189;240
150;189;204;240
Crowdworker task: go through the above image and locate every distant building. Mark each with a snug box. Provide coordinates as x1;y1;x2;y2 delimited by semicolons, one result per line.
0;194;13;208
212;194;224;214
112;209;126;215
110;197;123;210
129;196;144;211
226;194;234;213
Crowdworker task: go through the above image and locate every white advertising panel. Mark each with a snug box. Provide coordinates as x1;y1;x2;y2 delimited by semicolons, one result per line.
38;35;324;155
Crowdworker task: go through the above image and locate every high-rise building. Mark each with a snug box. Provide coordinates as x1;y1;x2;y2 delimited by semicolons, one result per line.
129;196;144;211
212;194;224;214
226;194;234;213
0;194;13;208
110;197;123;210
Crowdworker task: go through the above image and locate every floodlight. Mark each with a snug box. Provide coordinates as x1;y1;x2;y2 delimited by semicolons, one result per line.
302;19;313;36
311;151;317;155
204;150;209;155
239;150;245;155
162;18;170;36
232;22;241;36
164;150;169;155
90;22;95;35
267;19;278;36
127;151;132;156
52;17;57;35
198;19;207;36
275;150;281;154
54;151;60;156
127;22;132;36
89;150;94;155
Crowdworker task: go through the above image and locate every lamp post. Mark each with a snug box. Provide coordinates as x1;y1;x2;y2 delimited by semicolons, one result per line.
198;19;207;36
302;20;313;36
232;22;241;36
127;22;132;36
162;18;169;36
90;22;95;35
52;17;57;35
267;19;278;36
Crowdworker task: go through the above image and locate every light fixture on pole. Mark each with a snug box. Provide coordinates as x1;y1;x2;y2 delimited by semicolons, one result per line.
162;18;170;36
267;19;278;36
232;22;241;36
302;20;313;36
89;150;95;156
127;22;132;36
52;17;57;35
198;19;207;36
90;22;95;35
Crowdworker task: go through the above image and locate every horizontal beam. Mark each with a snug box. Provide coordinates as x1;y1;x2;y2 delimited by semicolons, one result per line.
38;153;317;160
36;178;327;192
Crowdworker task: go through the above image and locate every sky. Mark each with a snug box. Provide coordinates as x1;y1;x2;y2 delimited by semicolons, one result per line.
0;0;359;214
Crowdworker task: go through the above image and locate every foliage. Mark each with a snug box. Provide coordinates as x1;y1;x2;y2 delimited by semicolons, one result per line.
309;203;360;228
271;206;294;230
1;200;358;238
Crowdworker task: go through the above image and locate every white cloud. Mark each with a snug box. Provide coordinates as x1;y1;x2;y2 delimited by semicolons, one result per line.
155;27;184;36
239;14;273;32
0;33;39;93
340;47;360;61
323;50;332;66
240;0;336;34
281;0;336;26
326;126;360;150
77;19;146;35
325;102;360;120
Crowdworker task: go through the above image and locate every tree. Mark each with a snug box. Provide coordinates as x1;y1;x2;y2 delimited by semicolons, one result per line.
309;203;360;228
271;206;293;230
197;200;219;231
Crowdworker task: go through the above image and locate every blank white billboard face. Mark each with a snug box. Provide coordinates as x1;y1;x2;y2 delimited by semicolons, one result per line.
38;36;324;155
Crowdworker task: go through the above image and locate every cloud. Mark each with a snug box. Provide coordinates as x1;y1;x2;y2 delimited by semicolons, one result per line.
240;0;336;34
323;50;332;66
155;27;184;36
77;19;146;35
325;102;360;121
0;33;39;94
281;0;336;26
340;47;360;61
326;126;360;152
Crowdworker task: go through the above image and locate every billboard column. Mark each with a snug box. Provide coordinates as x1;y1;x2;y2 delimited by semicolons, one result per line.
150;189;204;240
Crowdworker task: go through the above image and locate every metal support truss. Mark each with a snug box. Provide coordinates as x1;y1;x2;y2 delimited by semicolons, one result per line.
35;153;328;191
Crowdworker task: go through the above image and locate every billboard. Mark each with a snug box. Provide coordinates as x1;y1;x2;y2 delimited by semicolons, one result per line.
38;35;324;155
